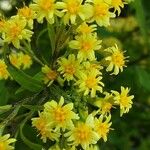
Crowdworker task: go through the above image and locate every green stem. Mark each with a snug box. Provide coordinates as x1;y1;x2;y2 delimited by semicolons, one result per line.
0;93;39;131
36;28;48;47
47;23;56;57
22;41;44;66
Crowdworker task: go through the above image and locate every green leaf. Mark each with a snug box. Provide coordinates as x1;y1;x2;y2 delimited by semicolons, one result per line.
136;67;150;92
134;0;148;43
15;72;45;94
36;28;48;47
0;81;9;106
0;105;12;115
20;117;43;150
7;65;44;93
22;105;43;111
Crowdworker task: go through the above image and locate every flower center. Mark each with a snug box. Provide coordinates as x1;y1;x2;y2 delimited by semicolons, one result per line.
54;107;66;123
102;102;112;113
10;25;22;39
120;96;129;107
75;124;91;142
112;51;125;67
0;20;5;29
36;118;48;136
85;77;97;88
79;24;92;34
0;64;5;71
67;1;80;14
36;119;45;130
81;41;92;52
40;0;53;11
46;70;57;80
0;63;7;75
22;55;31;64
0;142;5;150
18;7;33;19
65;64;76;75
94;3;108;17
97;123;109;136
112;0;123;7
10;58;18;66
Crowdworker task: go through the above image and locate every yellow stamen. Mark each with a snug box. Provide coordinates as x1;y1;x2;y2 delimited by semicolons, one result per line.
0;142;5;150
94;3;108;17
112;51;125;67
18;6;33;18
97;123;109;136
86;77;97;88
54;107;66;123
81;42;92;51
64;64;76;75
75;124;91;142
10;25;22;39
112;0;123;7
102;102;112;113
120;96;130;107
46;70;57;80
40;0;53;11
67;1;80;14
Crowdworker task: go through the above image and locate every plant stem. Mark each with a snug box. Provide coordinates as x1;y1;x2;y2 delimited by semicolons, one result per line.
47;23;56;57
22;41;44;66
0;93;40;133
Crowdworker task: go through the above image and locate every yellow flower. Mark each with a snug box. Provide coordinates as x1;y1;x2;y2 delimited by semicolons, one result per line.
110;0;125;15
88;0;115;27
69;34;101;61
44;96;79;130
18;52;33;70
0;18;5;33
105;44;127;75
56;0;93;24
94;92;114;115
57;54;81;81
94;115;112;142
17;6;36;29
3;16;33;49
0;134;16;150
76;70;104;97
0;59;9;80
111;86;134;116
30;0;60;23
32;112;60;142
9;52;22;69
9;52;32;70
76;22;97;35
83;61;103;75
65;114;99;150
42;65;57;84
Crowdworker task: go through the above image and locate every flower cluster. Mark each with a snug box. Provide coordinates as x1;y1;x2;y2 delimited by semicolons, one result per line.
0;59;10;80
0;52;32;80
9;52;32;70
32;97;111;149
0;0;134;149
32;86;134;149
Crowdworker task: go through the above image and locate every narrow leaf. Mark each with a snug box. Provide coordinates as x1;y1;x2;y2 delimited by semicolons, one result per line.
7;65;44;93
15;72;44;94
20;116;43;150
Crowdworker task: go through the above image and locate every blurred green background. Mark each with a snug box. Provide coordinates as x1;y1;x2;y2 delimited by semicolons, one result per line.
0;0;150;150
